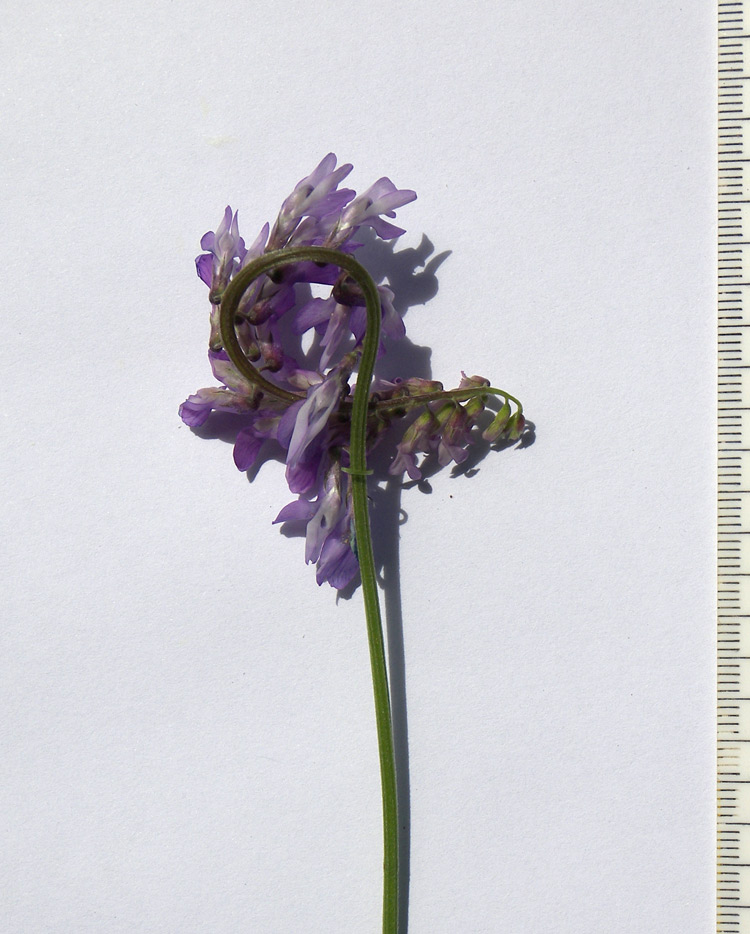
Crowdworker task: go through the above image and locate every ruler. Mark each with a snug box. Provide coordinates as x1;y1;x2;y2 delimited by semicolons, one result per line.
720;3;750;931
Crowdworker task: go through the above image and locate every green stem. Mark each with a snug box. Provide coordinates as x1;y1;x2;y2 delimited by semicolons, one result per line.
219;247;399;934
219;253;521;429
372;385;523;416
343;254;400;934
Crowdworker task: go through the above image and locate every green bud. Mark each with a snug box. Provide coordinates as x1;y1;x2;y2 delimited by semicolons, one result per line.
433;401;457;429
401;407;438;449
482;401;511;441
506;412;526;441
463;393;486;420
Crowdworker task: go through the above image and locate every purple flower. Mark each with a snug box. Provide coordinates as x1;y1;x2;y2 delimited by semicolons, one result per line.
327;177;417;247
295;284;404;370
303;464;347;564
280;374;345;494
269;153;355;250
316;532;359;589
178;349;261;426
233;415;280;471
196;206;247;301
233;222;270;315
433;403;471;467
274;462;358;589
387;376;494;479
179;387;253;427
388;408;440;481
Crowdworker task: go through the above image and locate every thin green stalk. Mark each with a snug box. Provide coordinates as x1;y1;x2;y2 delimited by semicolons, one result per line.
219;247;399;934
219;253;520;422
372;385;523;416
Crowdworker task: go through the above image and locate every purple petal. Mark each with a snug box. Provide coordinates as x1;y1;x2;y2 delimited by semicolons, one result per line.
316;534;359;589
364;178;417;211
282;260;340;286
276;155;354;237
375;189;418;214
304;189;356;220
302;157;353;201
266;285;296;319
366;217;407;239
285;456;322;496
286;377;342;467
378;286;405;340
293;297;336;333
307;152;339;186
304;487;343;564
277;400;305;449
459;372;491;390
359;177;395;202
178;394;214;427
195;253;214;286
349;307;366;343
437;441;469;467
209;350;253;394
389;448;422;480
286;369;324;391
274;498;317;524
319;305;350;370
244;222;269;259
233;428;264;471
215;205;232;242
178;386;261;426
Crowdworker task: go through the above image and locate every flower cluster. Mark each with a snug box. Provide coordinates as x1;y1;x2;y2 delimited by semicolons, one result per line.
180;155;524;588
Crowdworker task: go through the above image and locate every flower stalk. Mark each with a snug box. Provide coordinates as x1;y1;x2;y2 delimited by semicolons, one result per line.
220;247;399;932
181;156;527;932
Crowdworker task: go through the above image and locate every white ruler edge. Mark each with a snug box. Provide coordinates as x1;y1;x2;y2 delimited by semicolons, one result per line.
719;3;750;931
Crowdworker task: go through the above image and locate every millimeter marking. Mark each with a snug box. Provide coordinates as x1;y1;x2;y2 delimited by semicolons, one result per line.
719;3;750;932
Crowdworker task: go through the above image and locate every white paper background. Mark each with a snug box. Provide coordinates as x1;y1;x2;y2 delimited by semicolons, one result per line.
2;2;714;932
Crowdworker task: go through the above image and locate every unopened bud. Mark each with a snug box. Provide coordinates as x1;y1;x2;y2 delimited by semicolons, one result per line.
402;378;444;396
433;401;457;430
463;394;486;420
246;300;275;325
245;341;262;362
482;402;511;442
332;274;364;307
459;373;490;391
260;342;283;371
400;407;439;452
506;412;525;441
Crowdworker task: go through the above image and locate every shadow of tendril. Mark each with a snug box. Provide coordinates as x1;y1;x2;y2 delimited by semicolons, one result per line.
188;234;534;933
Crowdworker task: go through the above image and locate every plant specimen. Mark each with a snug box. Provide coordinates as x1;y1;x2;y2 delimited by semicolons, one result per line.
180;155;525;932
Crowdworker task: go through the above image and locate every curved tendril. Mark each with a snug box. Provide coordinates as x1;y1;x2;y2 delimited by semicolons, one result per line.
218;252;306;404
218;249;523;443
219;246;385;409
